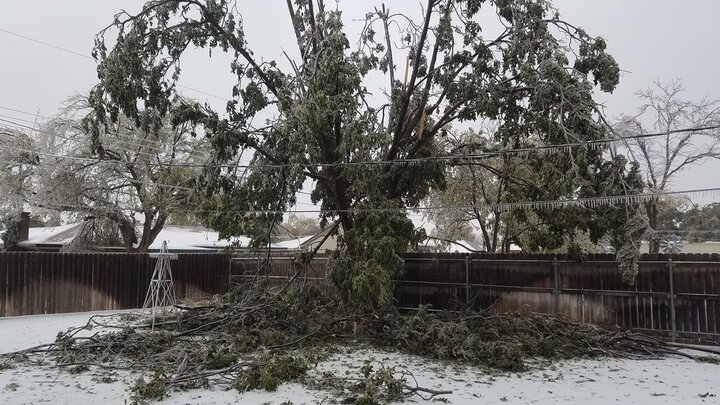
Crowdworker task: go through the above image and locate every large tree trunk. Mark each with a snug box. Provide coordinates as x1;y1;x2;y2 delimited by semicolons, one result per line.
136;212;168;253
106;212;137;253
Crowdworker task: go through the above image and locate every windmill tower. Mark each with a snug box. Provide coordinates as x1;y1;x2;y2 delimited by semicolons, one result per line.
143;241;178;329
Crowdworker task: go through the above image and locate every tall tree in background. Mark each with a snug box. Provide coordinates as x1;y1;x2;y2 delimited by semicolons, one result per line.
38;98;209;252
0;128;38;249
617;80;720;253
4;97;211;252
427;129;529;253
428;128;647;258
677;202;720;242
88;0;621;308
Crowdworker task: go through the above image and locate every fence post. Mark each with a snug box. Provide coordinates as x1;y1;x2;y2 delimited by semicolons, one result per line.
667;258;677;342
228;255;232;291
465;254;471;306
553;255;559;314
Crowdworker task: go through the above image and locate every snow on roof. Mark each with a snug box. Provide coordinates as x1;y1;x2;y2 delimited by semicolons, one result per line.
21;223;83;246
15;223;250;251
147;226;250;251
420;239;484;253
271;235;315;249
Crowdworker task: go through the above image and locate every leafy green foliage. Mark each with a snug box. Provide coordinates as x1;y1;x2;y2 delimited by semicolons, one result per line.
233;355;310;392
4;284;700;403
430;127;648;257
677;203;720;242
131;373;169;403
330;204;424;311
88;0;620;307
204;346;237;370
0;217;18;250
319;363;405;405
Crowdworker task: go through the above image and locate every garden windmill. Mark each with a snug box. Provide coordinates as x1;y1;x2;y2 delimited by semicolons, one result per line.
659;234;684;254
143;241;178;329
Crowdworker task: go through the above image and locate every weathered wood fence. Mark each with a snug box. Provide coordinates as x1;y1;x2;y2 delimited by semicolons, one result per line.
231;252;720;341
0;252;230;316
4;251;720;342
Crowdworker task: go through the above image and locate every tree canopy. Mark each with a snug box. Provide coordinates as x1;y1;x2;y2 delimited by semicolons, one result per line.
88;0;623;307
0;97;210;252
428;127;646;256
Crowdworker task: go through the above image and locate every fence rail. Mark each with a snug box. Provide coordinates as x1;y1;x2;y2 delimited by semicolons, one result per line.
0;252;230;316
231;252;720;342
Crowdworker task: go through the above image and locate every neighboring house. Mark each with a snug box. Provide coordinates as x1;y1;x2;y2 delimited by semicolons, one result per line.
271;228;337;252
416;238;485;254
18;223;80;250
13;222;253;253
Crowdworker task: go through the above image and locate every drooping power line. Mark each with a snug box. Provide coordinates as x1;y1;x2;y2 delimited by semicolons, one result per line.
25;186;720;216
0;27;227;101
3;118;719;171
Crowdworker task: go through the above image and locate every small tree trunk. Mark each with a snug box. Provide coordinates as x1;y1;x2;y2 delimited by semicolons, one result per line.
646;201;660;253
478;220;494;253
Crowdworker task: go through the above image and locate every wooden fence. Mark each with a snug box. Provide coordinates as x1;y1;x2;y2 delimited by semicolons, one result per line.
0;252;230;316
231;252;720;342
4;251;720;342
230;253;336;295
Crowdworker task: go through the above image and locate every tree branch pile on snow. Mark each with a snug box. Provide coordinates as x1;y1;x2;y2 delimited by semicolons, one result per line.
2;283;718;404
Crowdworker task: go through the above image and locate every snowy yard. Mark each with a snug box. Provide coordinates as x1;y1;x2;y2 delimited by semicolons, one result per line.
0;311;718;404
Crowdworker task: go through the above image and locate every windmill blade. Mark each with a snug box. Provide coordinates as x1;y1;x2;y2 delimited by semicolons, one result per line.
660;235;683;254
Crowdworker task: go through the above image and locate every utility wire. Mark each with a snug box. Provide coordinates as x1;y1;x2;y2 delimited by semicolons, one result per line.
0;111;216;162
3;120;719;170
24;186;720;216
6;27;719;164
0;27;227;101
0;116;217;165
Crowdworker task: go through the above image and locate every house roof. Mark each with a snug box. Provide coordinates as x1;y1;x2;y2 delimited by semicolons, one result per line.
144;226;250;250
22;223;83;246
271;235;315;249
419;239;484;253
15;223;251;251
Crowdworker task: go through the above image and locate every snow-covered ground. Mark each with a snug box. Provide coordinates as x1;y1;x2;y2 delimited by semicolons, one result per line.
1;311;718;404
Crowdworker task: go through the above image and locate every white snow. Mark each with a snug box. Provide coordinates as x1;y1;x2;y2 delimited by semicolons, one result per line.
419;238;484;253
0;310;131;353
1;311;718;404
15;223;252;251
145;226;250;251
21;223;80;246
271;235;315;249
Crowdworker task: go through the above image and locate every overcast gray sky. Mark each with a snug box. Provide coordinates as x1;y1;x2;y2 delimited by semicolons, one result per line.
1;0;719;207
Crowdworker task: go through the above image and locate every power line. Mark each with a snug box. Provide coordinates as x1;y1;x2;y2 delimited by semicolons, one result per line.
0;114;40;126
4;28;720;168
4;121;719;170
0;116;215;164
0;106;233;163
0;27;227;101
0;105;183;147
653;230;720;234
0;27;90;59
28;186;720;216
